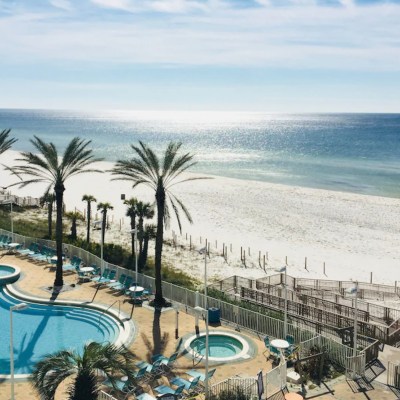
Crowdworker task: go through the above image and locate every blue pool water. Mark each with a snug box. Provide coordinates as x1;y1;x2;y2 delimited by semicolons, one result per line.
0;266;15;276
190;335;243;358
0;287;121;375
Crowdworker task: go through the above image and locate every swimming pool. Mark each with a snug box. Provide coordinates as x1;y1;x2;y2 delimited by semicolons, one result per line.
0;286;127;376
0;265;20;285
184;332;251;362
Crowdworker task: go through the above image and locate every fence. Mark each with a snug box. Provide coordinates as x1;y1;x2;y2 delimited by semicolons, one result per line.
387;361;400;388
345;353;366;379
210;377;258;399
210;361;287;400
1;229;370;373
98;391;118;400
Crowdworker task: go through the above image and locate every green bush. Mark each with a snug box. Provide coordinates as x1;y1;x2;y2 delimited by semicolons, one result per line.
209;388;248;400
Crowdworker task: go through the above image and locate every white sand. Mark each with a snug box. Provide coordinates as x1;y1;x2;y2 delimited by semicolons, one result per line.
2;150;399;286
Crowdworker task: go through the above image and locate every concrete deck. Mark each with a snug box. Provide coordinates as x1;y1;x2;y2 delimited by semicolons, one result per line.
0;253;399;400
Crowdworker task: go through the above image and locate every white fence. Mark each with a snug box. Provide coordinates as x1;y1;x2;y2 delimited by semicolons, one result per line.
98;390;118;400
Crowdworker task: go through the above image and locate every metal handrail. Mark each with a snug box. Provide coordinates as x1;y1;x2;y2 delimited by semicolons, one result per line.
98;300;121;326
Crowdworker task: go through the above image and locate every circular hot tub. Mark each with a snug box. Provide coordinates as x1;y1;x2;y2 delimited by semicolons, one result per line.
184;331;251;362
0;265;20;285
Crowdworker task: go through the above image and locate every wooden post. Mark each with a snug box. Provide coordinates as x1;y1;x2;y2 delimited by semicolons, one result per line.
266;251;268;260
222;243;225;257
119;219;121;231
215;240;217;248
186;233;187;240
207;242;210;254
323;262;326;276
243;251;246;267
305;257;307;270
240;247;243;261
230;243;232;252
225;245;228;261
370;272;373;284
248;247;250;256
200;236;202;244
258;251;261;267
285;255;288;265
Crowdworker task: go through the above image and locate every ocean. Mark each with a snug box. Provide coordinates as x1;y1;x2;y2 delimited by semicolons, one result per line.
1;109;399;198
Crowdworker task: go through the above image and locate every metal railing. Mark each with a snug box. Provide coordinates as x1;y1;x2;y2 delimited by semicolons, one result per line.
98;391;118;400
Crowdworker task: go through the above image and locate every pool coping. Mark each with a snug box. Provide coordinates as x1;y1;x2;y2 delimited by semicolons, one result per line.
0;264;21;285
1;278;136;380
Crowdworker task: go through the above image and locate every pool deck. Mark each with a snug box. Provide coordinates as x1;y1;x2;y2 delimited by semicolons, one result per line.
0;254;399;400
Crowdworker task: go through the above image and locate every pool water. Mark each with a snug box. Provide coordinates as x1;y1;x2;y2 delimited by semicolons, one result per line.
190;334;243;358
0;265;15;276
0;287;121;375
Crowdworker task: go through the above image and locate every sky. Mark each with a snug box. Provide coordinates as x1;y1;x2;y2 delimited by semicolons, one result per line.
0;0;399;112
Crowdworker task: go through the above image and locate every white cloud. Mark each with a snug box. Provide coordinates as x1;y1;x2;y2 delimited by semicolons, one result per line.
1;1;399;71
49;0;73;11
90;0;134;11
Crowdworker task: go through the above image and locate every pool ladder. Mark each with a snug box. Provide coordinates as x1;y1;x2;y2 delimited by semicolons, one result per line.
98;300;121;327
192;338;204;366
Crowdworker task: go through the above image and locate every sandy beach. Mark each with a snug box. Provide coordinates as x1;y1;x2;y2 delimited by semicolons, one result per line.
2;150;399;286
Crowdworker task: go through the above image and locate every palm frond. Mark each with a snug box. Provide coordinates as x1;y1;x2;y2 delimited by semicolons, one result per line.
0;129;17;155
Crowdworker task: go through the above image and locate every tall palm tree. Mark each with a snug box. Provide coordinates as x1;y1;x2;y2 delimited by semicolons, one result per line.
124;197;138;260
111;142;204;307
82;194;96;243
65;211;84;241
136;200;154;256
97;202;113;245
139;224;156;271
11;136;102;287
31;342;136;400
40;191;55;239
0;128;17;155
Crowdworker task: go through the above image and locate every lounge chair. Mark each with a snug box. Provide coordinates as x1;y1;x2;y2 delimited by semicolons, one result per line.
154;383;185;397
151;351;179;371
263;335;271;356
136;393;156;400
18;242;38;257
98;269;116;284
107;274;127;290
186;367;216;383
170;375;201;395
91;268;110;283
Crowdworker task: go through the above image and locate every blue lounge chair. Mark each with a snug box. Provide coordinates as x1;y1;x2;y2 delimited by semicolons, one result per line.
151;351;178;371
186;367;216;383
98;269;116;284
170;375;201;394
136;393;156;400
108;274;127;289
154;384;185;397
91;268;110;283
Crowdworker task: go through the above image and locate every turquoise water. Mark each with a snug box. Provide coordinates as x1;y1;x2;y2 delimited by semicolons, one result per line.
0;109;399;197
190;335;243;358
0;287;120;375
0;266;15;277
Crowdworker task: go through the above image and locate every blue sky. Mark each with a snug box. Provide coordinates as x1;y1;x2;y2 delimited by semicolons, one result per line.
0;0;399;112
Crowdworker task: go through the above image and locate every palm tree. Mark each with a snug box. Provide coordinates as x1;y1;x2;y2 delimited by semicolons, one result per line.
11;136;102;287
40;191;55;239
111;142;204;307
139;224;156;270
30;342;136;400
124;197;138;260
82;194;96;243
65;211;84;241
97;202;113;245
136;200;154;255
0;128;17;155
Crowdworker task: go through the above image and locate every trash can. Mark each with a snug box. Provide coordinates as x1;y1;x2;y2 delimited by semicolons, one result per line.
208;307;220;324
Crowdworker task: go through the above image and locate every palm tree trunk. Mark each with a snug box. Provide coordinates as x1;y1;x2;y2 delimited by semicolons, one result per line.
101;211;107;244
71;218;77;240
138;216;144;256
70;372;97;400
86;202;91;243
139;234;149;271
154;184;165;306
48;202;52;239
54;183;65;287
130;217;136;261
